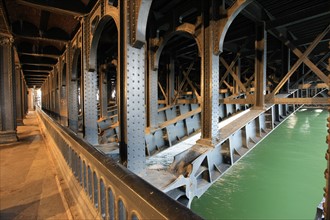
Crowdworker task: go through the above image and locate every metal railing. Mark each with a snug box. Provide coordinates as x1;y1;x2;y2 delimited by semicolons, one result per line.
36;107;202;220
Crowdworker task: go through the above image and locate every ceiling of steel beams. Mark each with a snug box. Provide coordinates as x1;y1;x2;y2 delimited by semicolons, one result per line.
0;0;329;88
0;0;97;88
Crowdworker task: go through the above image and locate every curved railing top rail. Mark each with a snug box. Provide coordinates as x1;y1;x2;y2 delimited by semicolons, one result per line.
37;108;202;219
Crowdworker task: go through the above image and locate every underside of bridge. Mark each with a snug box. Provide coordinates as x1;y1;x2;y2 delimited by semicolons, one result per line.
0;0;329;218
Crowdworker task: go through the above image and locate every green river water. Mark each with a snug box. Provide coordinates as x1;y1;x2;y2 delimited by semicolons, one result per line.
191;108;328;219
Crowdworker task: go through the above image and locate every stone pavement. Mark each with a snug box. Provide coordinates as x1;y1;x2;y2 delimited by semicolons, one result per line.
0;111;70;220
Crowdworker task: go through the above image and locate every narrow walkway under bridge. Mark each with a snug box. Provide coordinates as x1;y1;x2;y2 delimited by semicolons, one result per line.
0;111;75;219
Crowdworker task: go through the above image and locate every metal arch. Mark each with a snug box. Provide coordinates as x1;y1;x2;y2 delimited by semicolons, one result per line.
135;0;153;48
88;12;119;72
217;0;252;54
71;48;81;81
153;27;201;70
104;5;120;29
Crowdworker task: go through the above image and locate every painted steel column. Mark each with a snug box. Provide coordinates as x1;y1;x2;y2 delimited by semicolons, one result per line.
99;64;108;118
22;78;27;114
0;37;18;144
15;65;24;125
68;71;79;133
60;52;69;126
68;48;79;132
254;21;267;109
198;0;220;146
281;44;290;93
119;0;146;173
325;58;330;220
234;57;241;94
148;44;158;128
83;17;98;145
55;70;60;120
168;57;175;105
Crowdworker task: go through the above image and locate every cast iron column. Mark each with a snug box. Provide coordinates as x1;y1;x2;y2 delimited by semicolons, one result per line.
198;0;220;146
281;43;290;93
15;65;24;125
119;0;146;173
68;55;79;133
83;16;99;145
0;36;18;144
148;46;158;128
99;64;108;119
254;21;267;109
168;56;175;106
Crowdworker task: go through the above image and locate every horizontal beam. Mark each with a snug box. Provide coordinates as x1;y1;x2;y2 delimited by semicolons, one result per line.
21;63;54;67
148;107;201;134
14;34;68;44
273;97;329;105
266;3;330;29
19;52;60;59
24;71;49;75
16;0;87;16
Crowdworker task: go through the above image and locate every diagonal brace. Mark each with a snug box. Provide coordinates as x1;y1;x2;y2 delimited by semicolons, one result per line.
220;57;247;93
270;25;330;96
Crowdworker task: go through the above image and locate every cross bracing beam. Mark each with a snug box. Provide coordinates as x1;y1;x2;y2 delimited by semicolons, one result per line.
292;53;330;88
220;57;246;93
219;55;239;88
269;25;330;97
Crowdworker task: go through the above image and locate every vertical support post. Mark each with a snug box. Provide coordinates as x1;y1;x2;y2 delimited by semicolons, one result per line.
198;0;220;146
15;65;24;125
68;52;79;132
99;65;108;118
168;57;175;105
234;57;241;111
22;78;27;114
254;21;267;109
83;17;98;145
281;44;290;93
119;0;146;173
55;69;60;120
233;57;241;94
148;45;158;128
324;56;330;220
0;37;18;144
